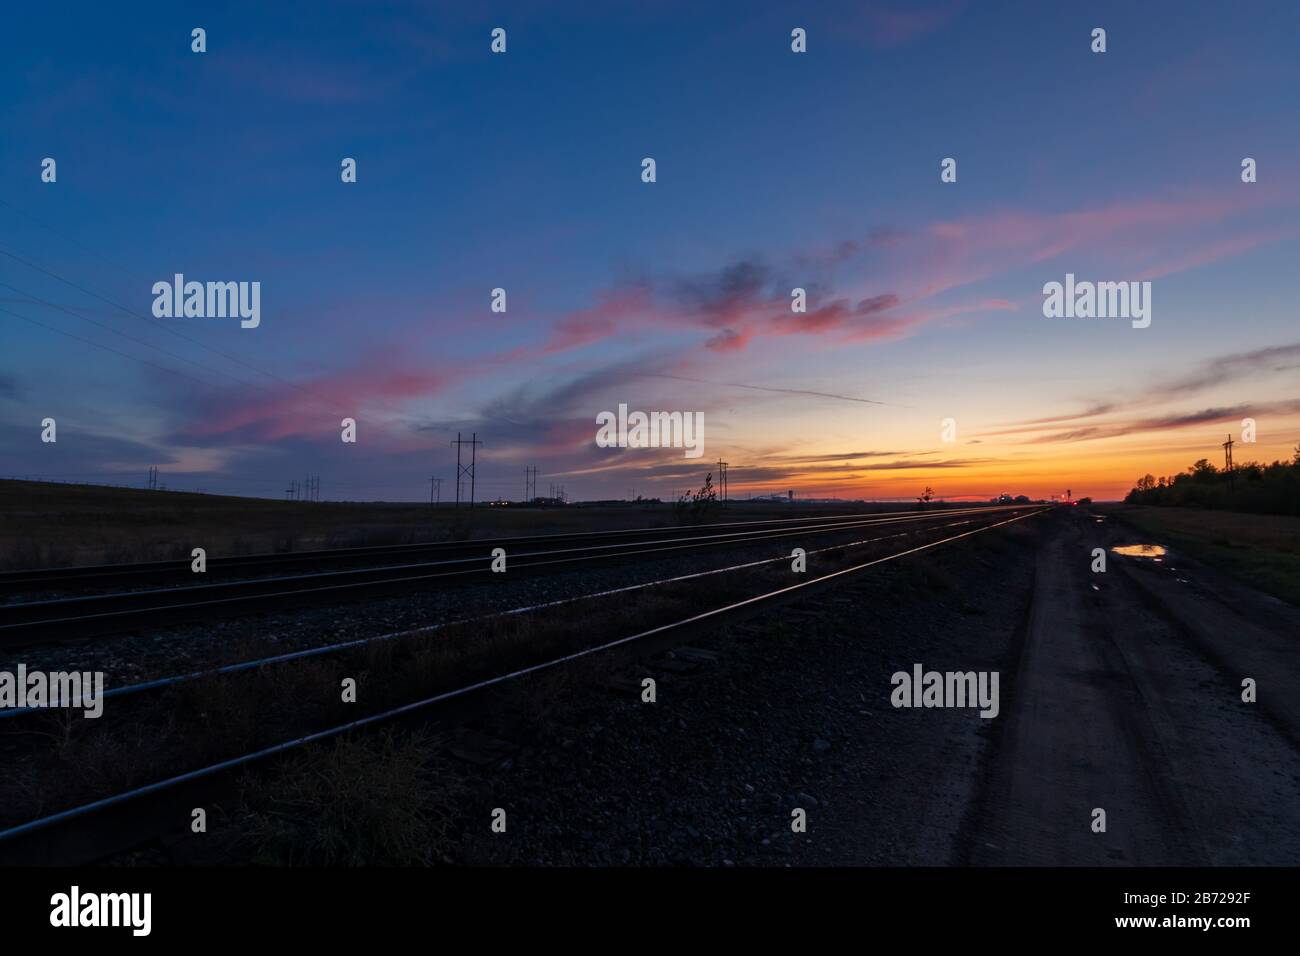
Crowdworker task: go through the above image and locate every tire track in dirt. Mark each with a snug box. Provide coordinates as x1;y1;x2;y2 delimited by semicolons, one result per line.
965;509;1300;865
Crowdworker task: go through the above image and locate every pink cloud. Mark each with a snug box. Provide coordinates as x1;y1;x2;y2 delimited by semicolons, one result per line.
706;327;757;352
179;349;457;444
859;1;967;49
1136;226;1300;281
541;284;653;355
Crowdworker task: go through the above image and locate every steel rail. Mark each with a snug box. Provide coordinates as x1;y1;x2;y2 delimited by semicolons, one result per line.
0;507;1048;854
0;511;994;718
0;507;1019;643
0;504;1026;590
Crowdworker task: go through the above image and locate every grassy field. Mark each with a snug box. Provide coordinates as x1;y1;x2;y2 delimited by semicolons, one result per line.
1099;504;1300;606
0;480;677;569
0;479;893;570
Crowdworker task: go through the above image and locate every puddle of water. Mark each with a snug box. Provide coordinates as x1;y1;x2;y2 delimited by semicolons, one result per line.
1112;543;1167;559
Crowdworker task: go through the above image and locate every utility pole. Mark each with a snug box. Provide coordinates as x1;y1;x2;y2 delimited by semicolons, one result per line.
716;459;729;507
525;466;537;503
1223;434;1235;495
450;432;483;508
430;476;442;507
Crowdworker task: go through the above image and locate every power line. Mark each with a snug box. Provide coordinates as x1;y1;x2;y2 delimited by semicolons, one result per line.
0;280;418;455
0;304;241;393
0;234;414;418
0;238;420;424
0;280;275;394
0;208;552;483
0;246;291;392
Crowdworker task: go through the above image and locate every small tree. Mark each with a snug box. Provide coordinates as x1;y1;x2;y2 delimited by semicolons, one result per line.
917;486;934;508
675;473;721;524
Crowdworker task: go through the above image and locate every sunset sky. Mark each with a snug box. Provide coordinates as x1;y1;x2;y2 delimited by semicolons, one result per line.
2;0;1298;502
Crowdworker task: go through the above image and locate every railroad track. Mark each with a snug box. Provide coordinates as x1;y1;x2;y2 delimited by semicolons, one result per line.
0;505;997;591
0;505;1029;646
0;507;1027;718
0;506;1049;864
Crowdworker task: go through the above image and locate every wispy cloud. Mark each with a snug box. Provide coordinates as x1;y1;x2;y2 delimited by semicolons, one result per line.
642;373;895;406
990;341;1300;439
1013;400;1300;445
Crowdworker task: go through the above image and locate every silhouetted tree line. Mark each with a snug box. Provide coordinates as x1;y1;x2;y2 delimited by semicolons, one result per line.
1125;443;1300;516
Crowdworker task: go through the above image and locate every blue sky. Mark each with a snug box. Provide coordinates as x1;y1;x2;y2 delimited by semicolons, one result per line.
2;0;1298;501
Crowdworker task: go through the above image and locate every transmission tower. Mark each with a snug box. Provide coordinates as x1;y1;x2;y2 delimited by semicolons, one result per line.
450;432;483;507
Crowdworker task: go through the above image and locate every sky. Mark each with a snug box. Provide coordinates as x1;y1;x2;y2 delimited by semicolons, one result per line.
2;0;1298;502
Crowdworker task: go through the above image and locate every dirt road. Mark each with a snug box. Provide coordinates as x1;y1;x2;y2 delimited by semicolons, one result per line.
968;507;1300;865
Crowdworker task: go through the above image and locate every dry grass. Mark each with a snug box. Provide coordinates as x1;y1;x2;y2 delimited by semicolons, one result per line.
0;477;919;570
233;727;463;865
0;479;652;569
1101;505;1300;605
